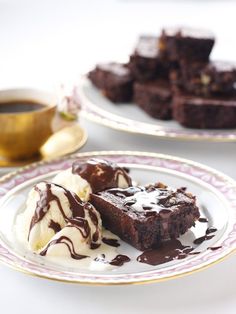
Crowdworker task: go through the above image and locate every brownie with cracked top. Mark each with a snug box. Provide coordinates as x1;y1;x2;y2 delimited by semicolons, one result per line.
90;183;200;250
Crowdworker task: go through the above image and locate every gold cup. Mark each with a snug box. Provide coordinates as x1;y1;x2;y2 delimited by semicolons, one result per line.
0;88;59;161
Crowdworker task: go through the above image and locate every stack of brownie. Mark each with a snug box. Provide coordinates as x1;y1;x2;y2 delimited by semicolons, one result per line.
88;26;236;129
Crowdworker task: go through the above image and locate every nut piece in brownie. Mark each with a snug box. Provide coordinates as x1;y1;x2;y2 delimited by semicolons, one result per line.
129;35;169;81
133;80;172;120
90;183;200;250
159;27;215;62
88;62;133;102
180;60;236;97
173;94;236;129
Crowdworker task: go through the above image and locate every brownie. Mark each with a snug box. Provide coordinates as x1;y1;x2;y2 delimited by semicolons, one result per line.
133;80;172;120
88;62;133;102
129;35;169;81
159;27;215;62
180;60;236;96
90;183;200;250
173;94;236;129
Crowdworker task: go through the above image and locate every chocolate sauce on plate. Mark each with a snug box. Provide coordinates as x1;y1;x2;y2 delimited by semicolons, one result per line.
109;254;130;266
137;239;195;266
208;246;222;251
193;226;217;245
198;217;208;223
102;237;120;247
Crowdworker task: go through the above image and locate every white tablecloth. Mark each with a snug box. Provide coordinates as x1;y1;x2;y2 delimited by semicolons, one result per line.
0;1;235;313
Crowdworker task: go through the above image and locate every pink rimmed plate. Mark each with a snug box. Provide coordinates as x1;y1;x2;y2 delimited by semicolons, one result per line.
79;77;236;142
0;151;235;285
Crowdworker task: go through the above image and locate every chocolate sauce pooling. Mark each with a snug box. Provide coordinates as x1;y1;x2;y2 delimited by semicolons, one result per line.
72;158;132;193
137;239;195;266
109;254;130;266
102;237;120;247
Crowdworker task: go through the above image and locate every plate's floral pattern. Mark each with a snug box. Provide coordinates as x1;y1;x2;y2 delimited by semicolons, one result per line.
0;151;236;284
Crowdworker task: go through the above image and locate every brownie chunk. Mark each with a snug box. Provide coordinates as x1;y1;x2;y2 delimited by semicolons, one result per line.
90;183;200;250
129;36;169;81
180;61;236;96
173;94;236;129
134;80;172;120
159;27;215;62
88;62;133;102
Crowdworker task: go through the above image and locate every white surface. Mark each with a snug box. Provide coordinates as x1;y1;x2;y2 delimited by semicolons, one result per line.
0;0;236;313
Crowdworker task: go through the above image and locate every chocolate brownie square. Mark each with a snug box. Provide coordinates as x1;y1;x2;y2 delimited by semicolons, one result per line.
133;80;172;120
129;35;169;81
88;62;133;102
180;60;236;96
173;93;236;129
90;183;200;250
159;27;215;62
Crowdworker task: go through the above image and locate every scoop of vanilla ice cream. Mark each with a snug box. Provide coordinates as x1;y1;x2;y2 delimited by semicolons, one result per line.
40;205;102;258
53;168;92;201
16;182;79;252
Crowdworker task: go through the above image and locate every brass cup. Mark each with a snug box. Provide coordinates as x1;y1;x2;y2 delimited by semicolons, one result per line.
0;88;58;160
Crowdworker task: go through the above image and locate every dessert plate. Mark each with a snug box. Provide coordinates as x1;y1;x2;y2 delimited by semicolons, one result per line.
79;77;236;142
0;151;236;285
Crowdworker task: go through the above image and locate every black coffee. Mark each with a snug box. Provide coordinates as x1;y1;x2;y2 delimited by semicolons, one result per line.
0;101;46;113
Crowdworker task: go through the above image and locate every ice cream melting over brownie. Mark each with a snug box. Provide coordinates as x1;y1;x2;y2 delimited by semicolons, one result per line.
72;158;132;193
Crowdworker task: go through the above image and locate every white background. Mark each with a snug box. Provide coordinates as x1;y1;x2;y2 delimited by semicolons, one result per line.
0;0;236;313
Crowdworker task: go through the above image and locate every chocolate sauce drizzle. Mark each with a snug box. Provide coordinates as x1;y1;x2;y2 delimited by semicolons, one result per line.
30;182;101;257
48;220;61;233
29;182;86;236
109;254;130;266
193;226;217;245
40;236;87;260
102;237;120;247
198;217;208;223
208;246;222;251
106;184;196;217
72;158;132;193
